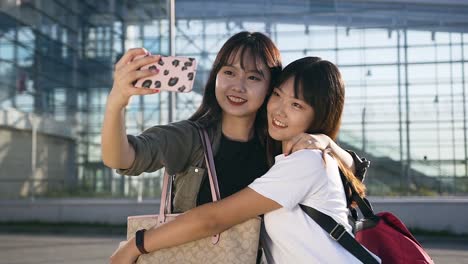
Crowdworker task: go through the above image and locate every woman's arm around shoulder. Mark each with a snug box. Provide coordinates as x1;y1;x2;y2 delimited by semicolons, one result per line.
283;133;370;179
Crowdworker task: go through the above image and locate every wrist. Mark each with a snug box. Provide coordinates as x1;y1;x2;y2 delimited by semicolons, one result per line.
107;91;130;110
106;96;127;113
328;139;337;153
126;237;142;259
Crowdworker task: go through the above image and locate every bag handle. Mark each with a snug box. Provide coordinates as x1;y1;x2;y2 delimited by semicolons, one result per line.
346;175;375;218
338;169;374;218
158;170;173;224
157;125;221;244
198;127;221;202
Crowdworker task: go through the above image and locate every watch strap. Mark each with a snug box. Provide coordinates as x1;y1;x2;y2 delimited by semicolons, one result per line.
136;229;149;254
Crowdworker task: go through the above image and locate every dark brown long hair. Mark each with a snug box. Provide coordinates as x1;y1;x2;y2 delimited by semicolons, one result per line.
267;57;366;201
189;31;282;144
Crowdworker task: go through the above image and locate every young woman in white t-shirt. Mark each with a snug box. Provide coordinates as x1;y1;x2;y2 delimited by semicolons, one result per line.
110;57;374;264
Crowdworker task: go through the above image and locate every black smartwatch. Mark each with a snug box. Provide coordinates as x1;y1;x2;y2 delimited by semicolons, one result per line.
135;229;149;254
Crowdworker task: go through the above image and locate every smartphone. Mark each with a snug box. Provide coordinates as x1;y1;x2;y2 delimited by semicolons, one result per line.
133;55;197;93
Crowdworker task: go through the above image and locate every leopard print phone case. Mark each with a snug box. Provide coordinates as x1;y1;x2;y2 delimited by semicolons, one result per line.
134;55;197;93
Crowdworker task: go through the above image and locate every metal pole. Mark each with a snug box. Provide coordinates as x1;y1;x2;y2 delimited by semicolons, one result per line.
434;40;442;193
403;29;411;195
449;33;457;183
361;29;367;154
461;33;468;178
362;107;366;153
168;0;176;122
334;25;338;64
30;114;39;201
397;30;404;193
13;25;18;108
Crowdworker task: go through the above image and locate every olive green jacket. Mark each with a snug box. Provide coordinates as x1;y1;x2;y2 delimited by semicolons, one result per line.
117;120;221;213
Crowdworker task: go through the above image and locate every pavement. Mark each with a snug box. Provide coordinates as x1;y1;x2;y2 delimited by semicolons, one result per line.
0;233;467;264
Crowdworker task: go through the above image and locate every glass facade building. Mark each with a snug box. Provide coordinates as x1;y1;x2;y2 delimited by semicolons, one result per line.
1;0;467;198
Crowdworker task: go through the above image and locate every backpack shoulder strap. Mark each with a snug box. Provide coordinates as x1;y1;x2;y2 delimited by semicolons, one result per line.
300;204;379;264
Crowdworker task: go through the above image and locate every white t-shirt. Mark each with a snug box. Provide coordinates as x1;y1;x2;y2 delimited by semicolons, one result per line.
249;149;378;264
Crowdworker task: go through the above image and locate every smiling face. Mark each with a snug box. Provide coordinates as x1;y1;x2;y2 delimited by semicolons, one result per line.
215;47;271;120
267;76;315;144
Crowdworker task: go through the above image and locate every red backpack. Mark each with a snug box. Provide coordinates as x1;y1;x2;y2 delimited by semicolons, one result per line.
301;182;434;264
353;199;434;264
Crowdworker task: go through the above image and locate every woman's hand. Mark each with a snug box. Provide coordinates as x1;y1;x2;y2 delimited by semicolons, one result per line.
107;48;161;110
283;133;332;156
284;133;357;173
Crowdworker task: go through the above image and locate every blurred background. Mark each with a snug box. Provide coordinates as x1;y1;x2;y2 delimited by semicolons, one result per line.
1;1;467;263
1;0;467;200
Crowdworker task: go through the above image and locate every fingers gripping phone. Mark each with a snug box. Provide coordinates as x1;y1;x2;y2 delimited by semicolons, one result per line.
134;55;197;93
